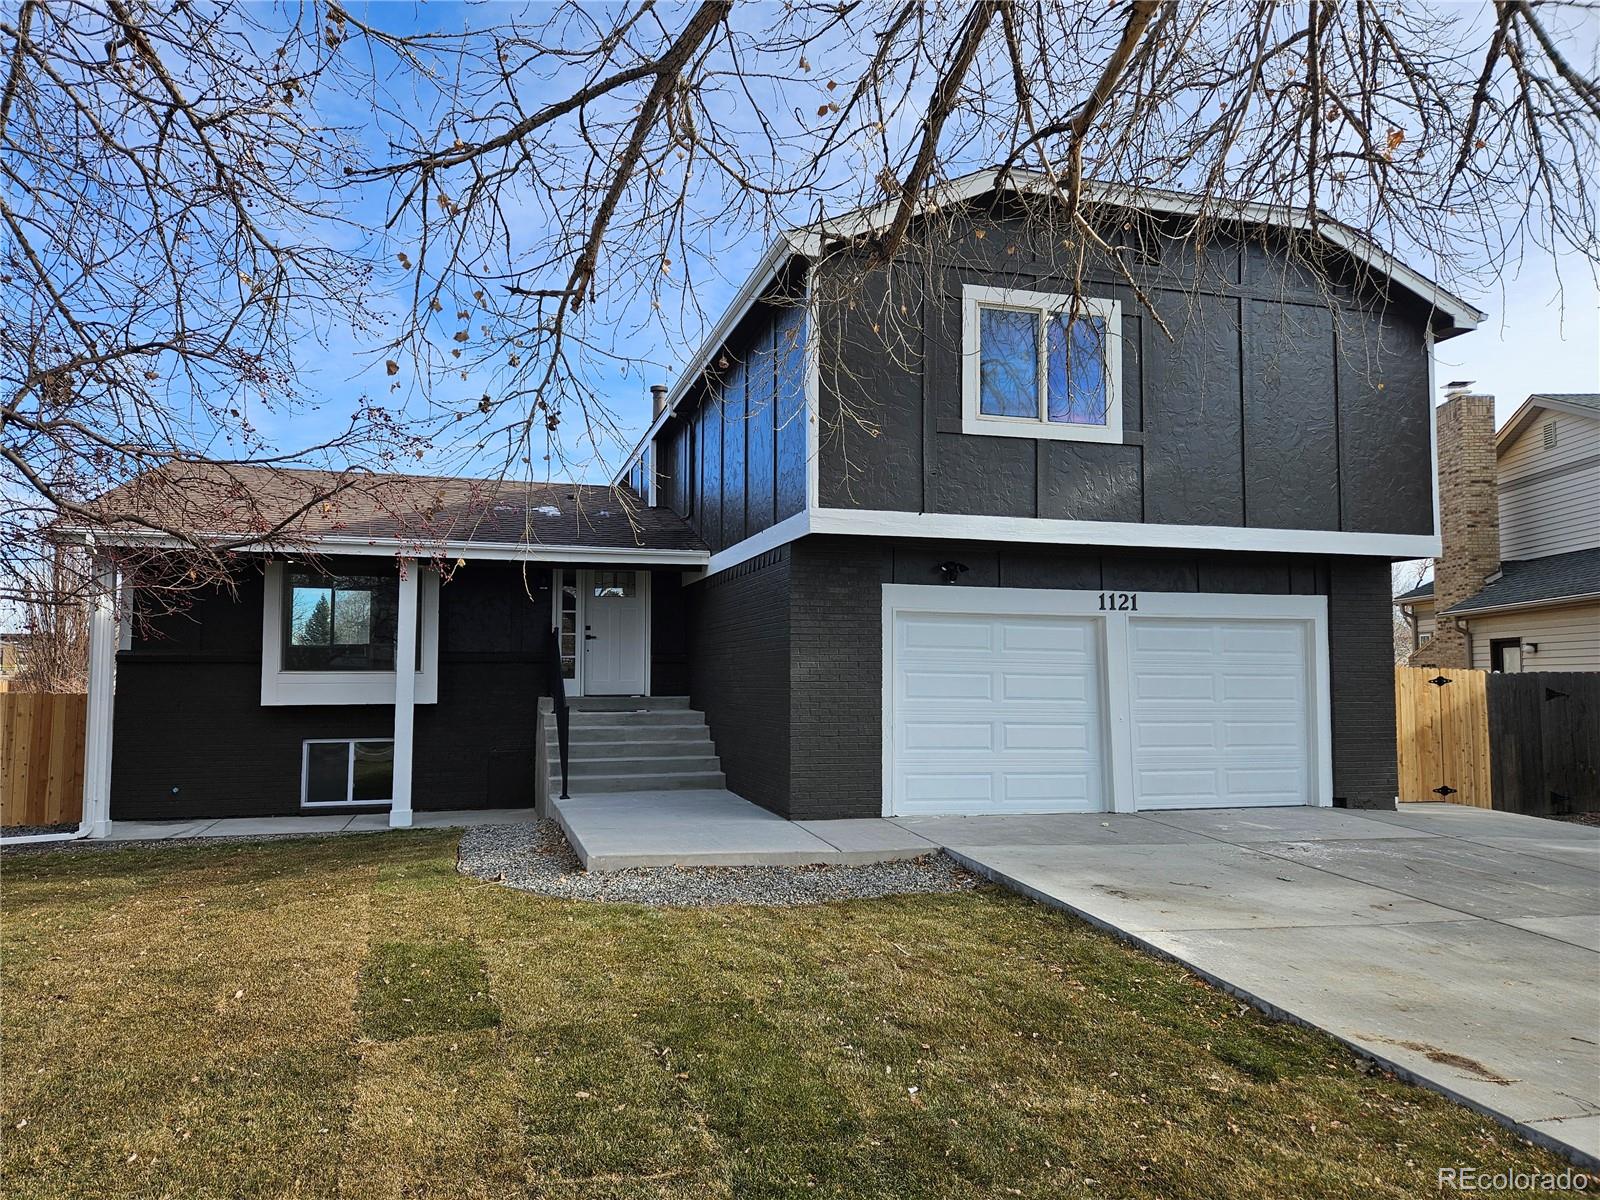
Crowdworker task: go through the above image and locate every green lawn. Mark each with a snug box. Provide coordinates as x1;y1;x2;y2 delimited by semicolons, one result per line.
0;832;1583;1198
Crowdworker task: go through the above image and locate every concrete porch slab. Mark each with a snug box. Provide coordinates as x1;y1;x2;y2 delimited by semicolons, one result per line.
100;808;536;841
553;791;948;873
793;819;939;864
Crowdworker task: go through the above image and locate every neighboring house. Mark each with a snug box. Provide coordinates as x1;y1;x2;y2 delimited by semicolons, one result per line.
1400;392;1600;673
63;169;1484;834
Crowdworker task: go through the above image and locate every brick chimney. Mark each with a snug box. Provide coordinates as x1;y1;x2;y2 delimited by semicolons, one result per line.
1410;387;1499;668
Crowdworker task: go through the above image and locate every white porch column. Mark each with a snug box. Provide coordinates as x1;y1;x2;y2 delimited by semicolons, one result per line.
389;559;418;828
81;554;118;838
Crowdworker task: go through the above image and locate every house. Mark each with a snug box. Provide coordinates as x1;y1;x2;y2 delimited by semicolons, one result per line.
62;170;1485;835
1400;392;1600;672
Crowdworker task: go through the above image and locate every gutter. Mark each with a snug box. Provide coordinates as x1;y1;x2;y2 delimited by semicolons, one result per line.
1444;590;1600;619
1;824;91;848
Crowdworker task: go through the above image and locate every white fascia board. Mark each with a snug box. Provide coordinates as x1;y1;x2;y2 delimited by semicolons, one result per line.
610;233;807;486
56;527;709;566
1496;396;1599;454
1450;591;1600;619
684;509;810;583
805;169;1483;333
809;507;1441;560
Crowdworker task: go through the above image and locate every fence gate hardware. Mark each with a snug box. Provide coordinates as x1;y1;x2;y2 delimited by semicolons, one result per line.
1545;688;1569;702
1432;785;1458;797
1429;675;1452;687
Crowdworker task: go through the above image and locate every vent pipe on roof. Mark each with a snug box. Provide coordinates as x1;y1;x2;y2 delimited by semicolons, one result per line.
650;383;669;417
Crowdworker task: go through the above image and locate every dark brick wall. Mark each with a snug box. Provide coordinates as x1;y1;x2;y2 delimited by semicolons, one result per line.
685;548;793;814
775;536;1395;819
1327;557;1401;808
111;560;691;820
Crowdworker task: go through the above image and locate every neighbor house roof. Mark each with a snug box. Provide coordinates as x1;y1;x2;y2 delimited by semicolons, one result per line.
1497;393;1600;452
615;167;1485;485
1395;579;1435;604
1440;548;1600;617
60;463;708;562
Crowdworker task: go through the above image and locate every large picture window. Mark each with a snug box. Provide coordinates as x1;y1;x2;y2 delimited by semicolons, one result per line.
284;570;398;671
962;286;1122;443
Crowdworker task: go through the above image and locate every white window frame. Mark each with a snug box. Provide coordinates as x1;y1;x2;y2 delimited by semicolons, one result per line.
960;284;1123;444
300;737;395;809
262;561;439;706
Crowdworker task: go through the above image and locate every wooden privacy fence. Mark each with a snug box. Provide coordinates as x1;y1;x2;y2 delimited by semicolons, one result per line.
1395;667;1600;815
1395;667;1491;807
0;693;87;827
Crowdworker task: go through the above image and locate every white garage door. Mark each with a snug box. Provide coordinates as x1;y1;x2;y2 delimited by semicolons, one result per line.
1128;618;1313;809
889;612;1105;816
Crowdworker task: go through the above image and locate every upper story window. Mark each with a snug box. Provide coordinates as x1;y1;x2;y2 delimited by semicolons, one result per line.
961;285;1123;444
284;570;397;671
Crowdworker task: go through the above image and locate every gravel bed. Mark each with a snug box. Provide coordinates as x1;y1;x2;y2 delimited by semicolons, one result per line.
457;820;978;908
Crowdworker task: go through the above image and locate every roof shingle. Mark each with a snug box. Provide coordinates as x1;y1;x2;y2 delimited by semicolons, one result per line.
1441;548;1600;615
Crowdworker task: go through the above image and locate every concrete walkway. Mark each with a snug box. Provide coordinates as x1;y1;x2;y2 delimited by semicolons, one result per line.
99;808;536;841
893;803;1600;1168
551;790;937;872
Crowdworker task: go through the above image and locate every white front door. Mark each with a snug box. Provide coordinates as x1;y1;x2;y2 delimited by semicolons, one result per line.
581;569;649;695
888;611;1106;816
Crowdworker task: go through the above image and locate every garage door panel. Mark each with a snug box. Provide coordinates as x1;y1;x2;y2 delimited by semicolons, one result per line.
902;721;994;751
892;612;1105;816
900;669;994;703
1130;617;1313;809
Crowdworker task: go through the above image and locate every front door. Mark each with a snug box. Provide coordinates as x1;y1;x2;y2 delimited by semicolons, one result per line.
582;569;648;695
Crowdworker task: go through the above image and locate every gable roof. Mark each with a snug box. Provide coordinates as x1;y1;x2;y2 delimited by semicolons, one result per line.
1440;547;1600;616
61;463;708;561
616;168;1484;484
1497;393;1600;453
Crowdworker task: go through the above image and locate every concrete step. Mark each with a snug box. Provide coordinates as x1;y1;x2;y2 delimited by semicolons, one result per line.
567;710;706;730
560;738;716;760
568;755;723;777
566;695;691;712
566;769;727;793
550;723;712;746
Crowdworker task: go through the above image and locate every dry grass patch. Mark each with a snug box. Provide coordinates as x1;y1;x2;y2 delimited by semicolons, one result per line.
1;832;1588;1199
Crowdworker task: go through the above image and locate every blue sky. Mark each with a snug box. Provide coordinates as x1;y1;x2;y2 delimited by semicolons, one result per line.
268;1;1598;483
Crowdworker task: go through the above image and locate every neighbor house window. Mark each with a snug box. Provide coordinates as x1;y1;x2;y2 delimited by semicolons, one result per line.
961;285;1122;443
302;739;394;807
284;569;398;671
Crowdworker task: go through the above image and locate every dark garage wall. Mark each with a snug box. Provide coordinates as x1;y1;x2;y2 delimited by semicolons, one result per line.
768;536;1397;820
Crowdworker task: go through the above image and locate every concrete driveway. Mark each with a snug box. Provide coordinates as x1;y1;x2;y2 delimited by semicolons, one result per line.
893;803;1600;1168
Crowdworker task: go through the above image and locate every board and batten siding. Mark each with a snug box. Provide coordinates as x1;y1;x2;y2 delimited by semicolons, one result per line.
812;215;1436;539
1498;410;1600;561
1466;602;1600;673
656;301;807;553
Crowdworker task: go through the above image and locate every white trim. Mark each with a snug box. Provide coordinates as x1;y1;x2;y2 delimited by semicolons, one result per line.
688;509;811;582
300;738;396;810
805;268;821;511
261;561;440;706
576;567;651;696
804;169;1483;333
689;505;1440;585
960;285;1124;444
1451;591;1600;619
879;584;1333;817
81;553;117;839
58;527;709;567
390;565;417;828
810;507;1440;559
1426;326;1442;543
